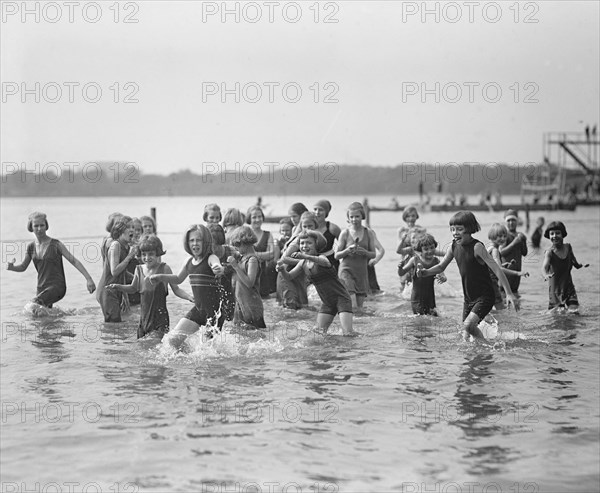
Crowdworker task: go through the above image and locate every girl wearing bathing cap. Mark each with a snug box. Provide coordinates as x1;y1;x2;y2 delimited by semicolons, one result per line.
313;199;342;270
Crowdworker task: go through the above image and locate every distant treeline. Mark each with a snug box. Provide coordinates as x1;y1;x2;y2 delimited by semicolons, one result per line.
0;162;584;197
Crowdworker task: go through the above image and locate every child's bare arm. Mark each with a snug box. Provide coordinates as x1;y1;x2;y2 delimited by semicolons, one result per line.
477;243;519;310
162;264;194;301
58;240;96;293
398;256;416;276
418;248;453;277
277;260;304;281
7;251;32;272
151;262;187;284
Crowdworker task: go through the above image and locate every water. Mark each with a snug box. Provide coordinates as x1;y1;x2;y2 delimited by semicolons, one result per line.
1;196;599;492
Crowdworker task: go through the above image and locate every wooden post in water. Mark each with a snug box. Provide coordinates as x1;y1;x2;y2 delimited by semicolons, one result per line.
151;207;156;231
363;198;370;227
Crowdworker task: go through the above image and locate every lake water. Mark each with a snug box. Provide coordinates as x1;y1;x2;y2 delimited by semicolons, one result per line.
1;195;599;493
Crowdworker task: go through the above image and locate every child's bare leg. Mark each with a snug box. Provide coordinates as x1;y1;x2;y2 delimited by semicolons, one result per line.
356;294;366;310
462;312;486;341
316;313;335;333
163;318;199;349
339;312;357;336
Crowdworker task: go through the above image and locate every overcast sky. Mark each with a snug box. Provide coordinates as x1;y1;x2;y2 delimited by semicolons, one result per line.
1;1;599;176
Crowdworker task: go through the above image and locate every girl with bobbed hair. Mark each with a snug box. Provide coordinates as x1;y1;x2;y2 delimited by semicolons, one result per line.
335;202;376;311
7;212;96;312
149;224;225;348
246;205;279;298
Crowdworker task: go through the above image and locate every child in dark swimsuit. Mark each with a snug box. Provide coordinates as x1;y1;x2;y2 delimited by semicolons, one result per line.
417;211;519;341
278;230;357;336
7;211;96;311
541;221;586;313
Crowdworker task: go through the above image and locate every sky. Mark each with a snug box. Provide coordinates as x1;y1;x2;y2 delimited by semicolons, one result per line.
1;0;599;176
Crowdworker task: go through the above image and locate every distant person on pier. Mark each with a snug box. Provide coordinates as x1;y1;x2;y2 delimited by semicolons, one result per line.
500;209;528;296
531;217;545;249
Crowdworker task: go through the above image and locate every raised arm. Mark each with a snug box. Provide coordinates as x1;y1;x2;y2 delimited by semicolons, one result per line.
334;230;352;260
58;241;96;293
490;246;528;277
150;261;188;285
108;241;136;278
7;247;32;272
398;256;417;277
541;249;553;279
163;264;194;302
418;247;454;277
499;232;526;257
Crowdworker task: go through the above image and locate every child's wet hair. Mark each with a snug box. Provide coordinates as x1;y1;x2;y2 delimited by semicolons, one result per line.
138;234;166;256
414;233;437;252
402;206;420;221
105;212;123;233
488;223;508;240
203;203;222;222
544;221;568;239
346;201;366;220
297;230;328;253
140;215;157;234
223;208;245;228
27;211;49;232
208;223;226;246
299;211;319;229
245;205;265;224
279;218;294;229
229;225;258;246
110;216;133;239
449;211;480;233
183;224;213;257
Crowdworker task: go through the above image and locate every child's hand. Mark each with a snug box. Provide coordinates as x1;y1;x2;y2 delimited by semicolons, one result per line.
291;252;304;259
435;273;447;284
7;258;15;270
415;263;424;278
148;274;160;284
105;284;117;290
517;232;527;243
87;279;96;293
506;293;520;312
368;258;378;267
520;271;530;278
212;263;224;277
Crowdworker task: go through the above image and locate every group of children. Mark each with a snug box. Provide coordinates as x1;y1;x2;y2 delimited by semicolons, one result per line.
7;202;587;345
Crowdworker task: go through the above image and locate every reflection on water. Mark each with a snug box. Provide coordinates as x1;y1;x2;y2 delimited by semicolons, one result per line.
1;198;599;490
